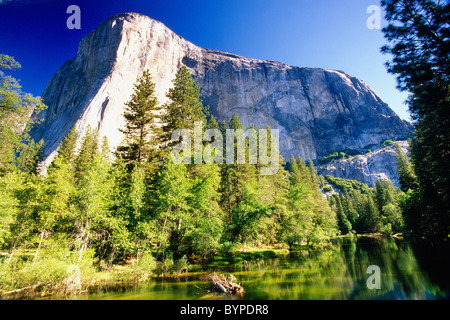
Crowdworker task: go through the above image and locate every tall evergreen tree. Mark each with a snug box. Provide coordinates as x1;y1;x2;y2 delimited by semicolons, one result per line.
160;66;207;149
208;114;219;130
381;0;450;240
57;125;78;165
74;126;99;184
117;70;162;173
394;143;418;192
15;136;44;175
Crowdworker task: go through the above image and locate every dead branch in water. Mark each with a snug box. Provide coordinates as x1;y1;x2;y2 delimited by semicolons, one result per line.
202;273;244;296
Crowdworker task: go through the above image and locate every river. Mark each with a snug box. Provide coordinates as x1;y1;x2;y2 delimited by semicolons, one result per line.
82;237;450;300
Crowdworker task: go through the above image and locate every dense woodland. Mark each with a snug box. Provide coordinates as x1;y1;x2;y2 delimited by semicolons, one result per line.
0;57;417;292
0;0;447;295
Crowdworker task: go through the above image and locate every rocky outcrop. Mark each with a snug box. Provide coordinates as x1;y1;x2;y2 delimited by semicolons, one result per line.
317;141;409;187
30;12;412;177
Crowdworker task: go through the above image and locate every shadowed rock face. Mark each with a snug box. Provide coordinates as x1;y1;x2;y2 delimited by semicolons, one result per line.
30;12;412;176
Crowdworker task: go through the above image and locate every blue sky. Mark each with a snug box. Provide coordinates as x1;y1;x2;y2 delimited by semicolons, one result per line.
0;0;410;120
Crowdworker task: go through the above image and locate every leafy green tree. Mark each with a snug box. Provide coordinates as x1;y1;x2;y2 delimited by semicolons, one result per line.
0;54;46;174
289;155;302;186
257;127;289;244
0;172;23;250
153;157;190;260
283;155;337;247
72;136;122;260
219;114;266;244
382;203;404;234
381;0;450;240
124;165;156;262
32;154;75;262
362;194;382;233
185;162;223;263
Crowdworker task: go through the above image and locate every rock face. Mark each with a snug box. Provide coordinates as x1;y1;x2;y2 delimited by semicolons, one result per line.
317;141;409;187
30;12;412;179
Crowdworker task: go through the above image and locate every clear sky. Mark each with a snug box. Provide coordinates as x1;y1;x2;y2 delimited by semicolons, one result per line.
0;0;411;120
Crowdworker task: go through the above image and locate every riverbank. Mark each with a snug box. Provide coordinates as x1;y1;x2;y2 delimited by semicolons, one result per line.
0;243;298;300
0;235;403;300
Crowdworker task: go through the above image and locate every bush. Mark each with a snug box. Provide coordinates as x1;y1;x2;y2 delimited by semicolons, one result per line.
380;139;395;148
155;257;174;276
0;239;96;295
325;175;369;194
130;252;157;280
318;149;361;165
154;255;188;277
218;241;237;257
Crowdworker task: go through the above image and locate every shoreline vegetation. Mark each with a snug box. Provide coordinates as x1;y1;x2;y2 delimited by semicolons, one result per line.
2;1;449;299
0;58;429;301
0;233;401;300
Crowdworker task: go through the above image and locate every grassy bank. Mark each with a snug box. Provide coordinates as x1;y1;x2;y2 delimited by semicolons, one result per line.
0;243;304;300
3;236;393;300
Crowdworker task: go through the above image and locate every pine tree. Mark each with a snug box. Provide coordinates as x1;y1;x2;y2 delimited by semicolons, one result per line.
334;194;352;235
15;136;44;175
257;126;289;243
381;0;450;240
208;114;219;130
160;66;207;149
74;126;99;184
0;171;23;250
289;155;302;186
185;158;223;263
394;143;418;192
117;70;162;173
57;126;78;164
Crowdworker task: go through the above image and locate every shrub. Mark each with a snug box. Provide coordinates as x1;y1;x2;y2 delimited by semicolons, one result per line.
380;139;395;148
0;239;96;295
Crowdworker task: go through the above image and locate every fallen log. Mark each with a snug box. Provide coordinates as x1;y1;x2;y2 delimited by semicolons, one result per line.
203;273;244;296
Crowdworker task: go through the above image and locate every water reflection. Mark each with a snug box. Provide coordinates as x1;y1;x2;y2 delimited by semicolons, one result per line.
86;237;450;300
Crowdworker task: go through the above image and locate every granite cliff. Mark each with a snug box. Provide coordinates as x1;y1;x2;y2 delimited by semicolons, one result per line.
317;140;409;187
30;13;412;185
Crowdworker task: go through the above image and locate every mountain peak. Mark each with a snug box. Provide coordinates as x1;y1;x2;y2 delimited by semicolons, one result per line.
30;13;412;173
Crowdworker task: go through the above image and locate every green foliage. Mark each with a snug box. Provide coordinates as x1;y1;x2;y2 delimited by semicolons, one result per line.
74;126;99;183
0;54;46;175
0;171;23;247
380;139;395;148
317;149;360;165
0;65;352;295
394;143;418;192
0;238;96;294
381;0;450;241
160;65;207;148
117;70;162;173
281;155;337;248
327;177;406;235
55;125;78;165
325;175;370;194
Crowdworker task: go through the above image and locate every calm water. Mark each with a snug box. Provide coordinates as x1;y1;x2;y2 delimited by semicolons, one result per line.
84;237;450;300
